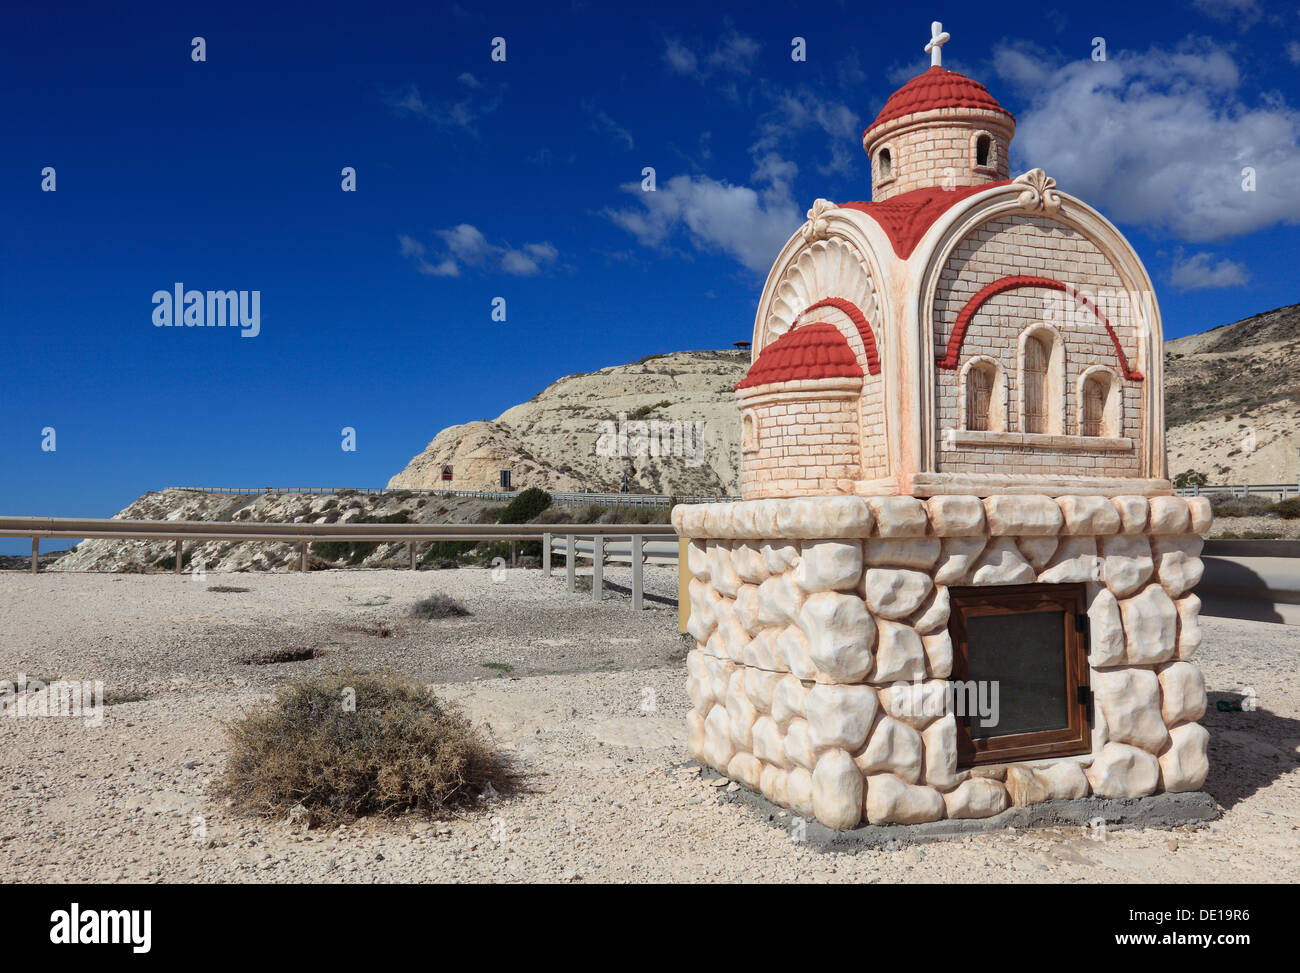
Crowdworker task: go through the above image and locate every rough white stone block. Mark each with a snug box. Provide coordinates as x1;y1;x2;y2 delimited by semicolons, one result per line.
776;496;874;538
1038;535;1100;584
757;574;804;628
793;539;863;593
1175;594;1202;660
1087;742;1160;798
812;749;865;830
1056;495;1121;535
921;628;953;679
1120;584;1178;665
1158;661;1206;726
854;715;923;783
772;675;808;730
715;602;751;663
727;753;764;791
1100;534;1154;598
1017;536;1059;571
707;541;740;597
687;578;721;642
866;496;928;537
798;591;876;683
783;718;817;771
879;679;949;730
1092;667;1169;752
970;537;1036;585
1159;722;1210;792
1187;497;1213;535
926;495;986;536
687;709;705;762
787;767;815;818
860;568;932;619
1148;496;1191;535
752;715;789;768
704;655;738;703
732;542;768;585
759;764;789;806
702;705;735;772
864;536;942;570
921;713;959;789
730;503;759;540
934;536;986;584
1112;495;1149;534
1087;588;1126;668
775;625;815;679
744;667;780;714
1151;534;1204;598
806;684;878;751
744;628;784;672
983;495;1063;536
911;584;950;633
725;671;757;751
687;539;709;580
873;619;928;682
943;777;1009;819
703;504;733;538
1005;762;1088;806
734;583;761;635
760;540;800;575
864;773;945;824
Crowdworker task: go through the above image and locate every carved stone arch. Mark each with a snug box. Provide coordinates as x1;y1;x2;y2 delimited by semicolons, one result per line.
1076;364;1123;438
756;234;879;356
912;180;1166;479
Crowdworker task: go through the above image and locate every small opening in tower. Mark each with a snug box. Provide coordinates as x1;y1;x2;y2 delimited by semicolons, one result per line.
878;148;892;180
975;135;991;167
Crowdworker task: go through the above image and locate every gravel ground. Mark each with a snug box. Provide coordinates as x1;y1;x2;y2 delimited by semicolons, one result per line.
1;567;1297;884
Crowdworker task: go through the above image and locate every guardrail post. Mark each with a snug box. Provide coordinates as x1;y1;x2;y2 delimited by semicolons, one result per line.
510;540;516;568
174;539;183;575
565;534;575;592
543;532;552;575
300;541;308;573
31;538;39;574
631;534;643;611
409;541;417;570
592;535;603;602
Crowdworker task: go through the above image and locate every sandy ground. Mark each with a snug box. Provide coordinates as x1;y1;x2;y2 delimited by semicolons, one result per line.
1;566;1297;884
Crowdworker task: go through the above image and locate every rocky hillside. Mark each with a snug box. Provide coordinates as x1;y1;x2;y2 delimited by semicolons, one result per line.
388;350;746;497
50;489;501;573
1165;302;1300;485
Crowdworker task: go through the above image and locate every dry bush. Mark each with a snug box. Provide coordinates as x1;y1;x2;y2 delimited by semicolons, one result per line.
241;646;320;665
218;671;513;822
409;593;471;619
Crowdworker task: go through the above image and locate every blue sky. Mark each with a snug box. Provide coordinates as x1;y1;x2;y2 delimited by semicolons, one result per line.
3;0;1298;550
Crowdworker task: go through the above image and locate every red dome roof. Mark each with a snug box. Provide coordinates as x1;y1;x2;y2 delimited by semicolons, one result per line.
737;323;863;390
866;66;1013;136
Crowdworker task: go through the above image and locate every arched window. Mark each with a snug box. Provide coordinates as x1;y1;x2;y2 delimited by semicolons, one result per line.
975;134;991;167
742;412;758;451
878;148;892;181
1077;367;1120;438
1017;325;1064;435
960;357;1004;432
967;366;992;431
1023;335;1049;434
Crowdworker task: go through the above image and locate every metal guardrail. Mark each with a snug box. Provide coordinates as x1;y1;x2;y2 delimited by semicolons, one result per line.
1174;483;1298;499
0;516;678;611
171;487;736;508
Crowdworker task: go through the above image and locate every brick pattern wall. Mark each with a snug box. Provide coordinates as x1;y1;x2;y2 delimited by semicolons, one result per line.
932;214;1146;477
872;119;1011;202
861;376;887;479
740;391;861;498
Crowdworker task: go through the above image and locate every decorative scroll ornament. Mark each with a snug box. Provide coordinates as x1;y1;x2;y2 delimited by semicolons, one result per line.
1014;168;1062;214
763;237;876;348
801;198;836;243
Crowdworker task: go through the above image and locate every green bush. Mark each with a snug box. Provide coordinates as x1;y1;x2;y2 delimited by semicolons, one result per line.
1275;497;1300;520
218;671;512;823
498;487;551;524
315;511;411;565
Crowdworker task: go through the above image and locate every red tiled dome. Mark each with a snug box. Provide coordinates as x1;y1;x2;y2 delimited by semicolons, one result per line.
865;66;1013;136
737;323;863;390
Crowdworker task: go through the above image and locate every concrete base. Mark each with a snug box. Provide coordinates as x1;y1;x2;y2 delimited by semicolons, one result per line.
694;764;1220;852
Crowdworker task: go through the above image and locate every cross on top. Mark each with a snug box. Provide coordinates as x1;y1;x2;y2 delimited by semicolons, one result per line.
925;21;950;67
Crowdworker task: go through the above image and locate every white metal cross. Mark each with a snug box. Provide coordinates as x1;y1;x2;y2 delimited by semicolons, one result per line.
925;21;950;67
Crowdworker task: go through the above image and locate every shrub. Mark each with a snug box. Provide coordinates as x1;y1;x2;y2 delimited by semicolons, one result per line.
315;511;411;565
423;540;476;562
218;671;513;822
1172;470;1209;489
498;487;551;524
409;593;471;618
1275;497;1300;520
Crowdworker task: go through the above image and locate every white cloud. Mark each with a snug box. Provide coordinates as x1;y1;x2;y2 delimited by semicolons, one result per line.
993;40;1300;241
1289;41;1300;66
663;29;760;80
386;81;501;131
1190;0;1262;29
605;169;802;274
582;101;635;150
1169;250;1250;290
399;225;558;278
753;87;862;177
